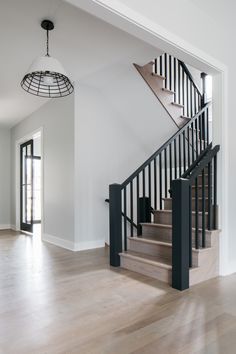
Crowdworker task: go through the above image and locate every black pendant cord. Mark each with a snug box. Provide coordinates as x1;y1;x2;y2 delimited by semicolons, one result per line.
46;29;49;57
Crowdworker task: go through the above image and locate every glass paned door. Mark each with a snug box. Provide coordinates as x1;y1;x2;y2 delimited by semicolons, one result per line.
20;140;33;232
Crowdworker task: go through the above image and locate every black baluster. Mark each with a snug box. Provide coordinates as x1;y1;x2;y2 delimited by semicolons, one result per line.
195;177;199;249
195;117;199;157
164;148;167;197
208;162;212;230
183;130;186;172
154;158;157;210
130;181;133;237
191;122;194;163
154;58;158;74
189;185;192;267
174;57;177;102
169;143;172;186
187;78;189;118
174;139;177;179
159;153;163;210
187;127;190;168
194;89;197;115
206;107;209;144
213;155;217;229
164;53;167;89
190;83;193;117
148;163;151;204
202;169;206;248
137;174;141;236
142;168;145;197
199;114;202;153
182;68;185;109
179;134;182;177
178;61;181;104
124;186;127;249
169;54;172;91
160;55;163;76
202;109;206;149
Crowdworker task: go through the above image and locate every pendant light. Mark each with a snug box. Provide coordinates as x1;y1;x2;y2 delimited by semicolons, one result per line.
21;20;74;98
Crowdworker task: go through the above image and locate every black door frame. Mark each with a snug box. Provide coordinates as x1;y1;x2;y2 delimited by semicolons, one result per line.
20;139;34;233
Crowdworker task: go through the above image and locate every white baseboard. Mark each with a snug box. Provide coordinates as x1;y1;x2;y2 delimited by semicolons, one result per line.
74;239;105;251
43;233;105;252
0;224;12;230
42;233;75;251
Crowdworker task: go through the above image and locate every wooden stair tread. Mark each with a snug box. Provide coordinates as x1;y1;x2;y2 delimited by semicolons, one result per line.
128;236;172;247
163;197;209;201
120;251;171;268
129;236;211;253
171;102;184;108
154;209;209;215
151;72;165;80
141;222;216;234
162;87;175;94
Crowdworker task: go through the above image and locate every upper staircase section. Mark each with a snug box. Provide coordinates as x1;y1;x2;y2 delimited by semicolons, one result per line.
108;51;220;290
134;53;202;128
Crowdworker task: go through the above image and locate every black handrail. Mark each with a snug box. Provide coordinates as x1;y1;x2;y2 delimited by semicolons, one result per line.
179;60;202;97
105;199;137;229
188;145;219;183
182;142;212;179
122;102;211;188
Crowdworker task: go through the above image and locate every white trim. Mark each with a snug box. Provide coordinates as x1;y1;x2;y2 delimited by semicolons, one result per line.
66;0;226;73
74;240;105;251
43;233;105;251
0;224;12;230
42;233;75;251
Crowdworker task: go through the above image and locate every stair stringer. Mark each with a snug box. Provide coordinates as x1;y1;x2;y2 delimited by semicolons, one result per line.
134;62;189;128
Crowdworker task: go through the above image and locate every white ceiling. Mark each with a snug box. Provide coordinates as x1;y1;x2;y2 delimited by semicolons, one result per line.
0;0;158;127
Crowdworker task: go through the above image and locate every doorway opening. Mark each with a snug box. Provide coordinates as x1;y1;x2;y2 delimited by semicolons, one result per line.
19;132;42;237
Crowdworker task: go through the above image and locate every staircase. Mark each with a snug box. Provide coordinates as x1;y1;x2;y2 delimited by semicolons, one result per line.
108;53;220;290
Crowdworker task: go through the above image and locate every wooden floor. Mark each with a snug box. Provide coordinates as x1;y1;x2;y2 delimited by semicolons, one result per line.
1;230;236;354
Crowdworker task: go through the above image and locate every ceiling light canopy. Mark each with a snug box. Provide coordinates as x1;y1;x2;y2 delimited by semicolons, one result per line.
21;20;74;98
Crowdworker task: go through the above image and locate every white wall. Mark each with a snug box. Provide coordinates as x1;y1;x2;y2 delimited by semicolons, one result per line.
74;62;177;246
11;95;75;248
0;128;11;228
66;0;235;273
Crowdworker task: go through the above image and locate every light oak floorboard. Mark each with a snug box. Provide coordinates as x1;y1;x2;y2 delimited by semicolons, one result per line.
0;230;235;354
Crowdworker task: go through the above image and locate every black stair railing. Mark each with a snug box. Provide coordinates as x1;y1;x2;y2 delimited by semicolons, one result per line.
154;54;202;117
172;144;220;290
109;102;211;267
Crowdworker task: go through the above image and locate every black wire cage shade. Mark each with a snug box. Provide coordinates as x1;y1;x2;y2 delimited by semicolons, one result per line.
21;20;74;98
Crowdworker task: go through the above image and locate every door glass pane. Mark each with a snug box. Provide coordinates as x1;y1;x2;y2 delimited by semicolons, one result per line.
33;159;41;221
22;185;26;223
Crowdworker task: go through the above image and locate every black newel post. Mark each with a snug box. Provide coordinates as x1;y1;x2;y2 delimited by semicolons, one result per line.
172;178;190;290
109;184;122;267
201;72;207;108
